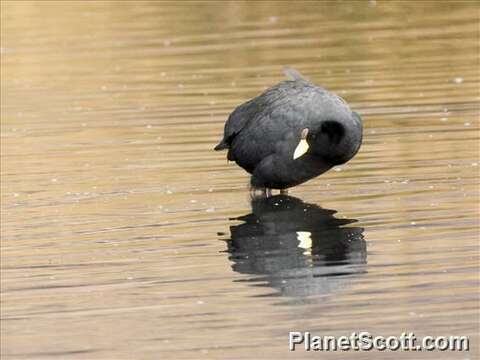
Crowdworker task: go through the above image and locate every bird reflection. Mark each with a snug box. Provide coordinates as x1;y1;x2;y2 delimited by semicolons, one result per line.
222;195;366;298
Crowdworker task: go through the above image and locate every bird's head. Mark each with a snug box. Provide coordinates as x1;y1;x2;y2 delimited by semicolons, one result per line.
293;111;363;166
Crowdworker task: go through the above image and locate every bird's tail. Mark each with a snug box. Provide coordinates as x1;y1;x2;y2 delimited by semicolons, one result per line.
214;141;228;151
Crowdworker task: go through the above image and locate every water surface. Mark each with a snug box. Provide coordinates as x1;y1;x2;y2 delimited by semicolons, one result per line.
1;1;479;359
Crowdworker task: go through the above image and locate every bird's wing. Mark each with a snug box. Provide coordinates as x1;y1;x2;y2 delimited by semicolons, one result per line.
215;71;310;151
227;84;311;172
283;66;309;82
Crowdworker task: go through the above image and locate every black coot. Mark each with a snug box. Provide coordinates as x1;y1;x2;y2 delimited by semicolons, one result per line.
214;68;363;193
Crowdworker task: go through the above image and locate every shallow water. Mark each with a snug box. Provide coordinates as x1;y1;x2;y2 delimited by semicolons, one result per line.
1;1;479;359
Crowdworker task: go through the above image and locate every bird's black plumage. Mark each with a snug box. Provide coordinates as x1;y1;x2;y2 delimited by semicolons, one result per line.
215;68;363;190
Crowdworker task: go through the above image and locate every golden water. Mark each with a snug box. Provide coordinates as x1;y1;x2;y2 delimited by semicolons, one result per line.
1;1;479;359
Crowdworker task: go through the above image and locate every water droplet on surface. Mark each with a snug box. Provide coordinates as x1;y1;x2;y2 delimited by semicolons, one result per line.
268;16;278;23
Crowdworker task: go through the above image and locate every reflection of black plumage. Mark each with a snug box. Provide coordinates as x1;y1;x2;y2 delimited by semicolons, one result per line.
214;68;363;190
223;195;366;298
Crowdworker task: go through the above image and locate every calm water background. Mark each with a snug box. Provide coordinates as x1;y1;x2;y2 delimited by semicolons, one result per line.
1;1;479;359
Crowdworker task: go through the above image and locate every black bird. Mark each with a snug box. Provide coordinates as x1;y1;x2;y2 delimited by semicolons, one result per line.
214;68;363;194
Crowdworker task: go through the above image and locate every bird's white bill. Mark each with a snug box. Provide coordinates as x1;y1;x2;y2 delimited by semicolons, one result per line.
293;139;309;159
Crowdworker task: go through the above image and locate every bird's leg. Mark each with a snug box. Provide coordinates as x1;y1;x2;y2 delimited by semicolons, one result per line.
280;188;289;195
265;188;272;197
250;187;267;199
